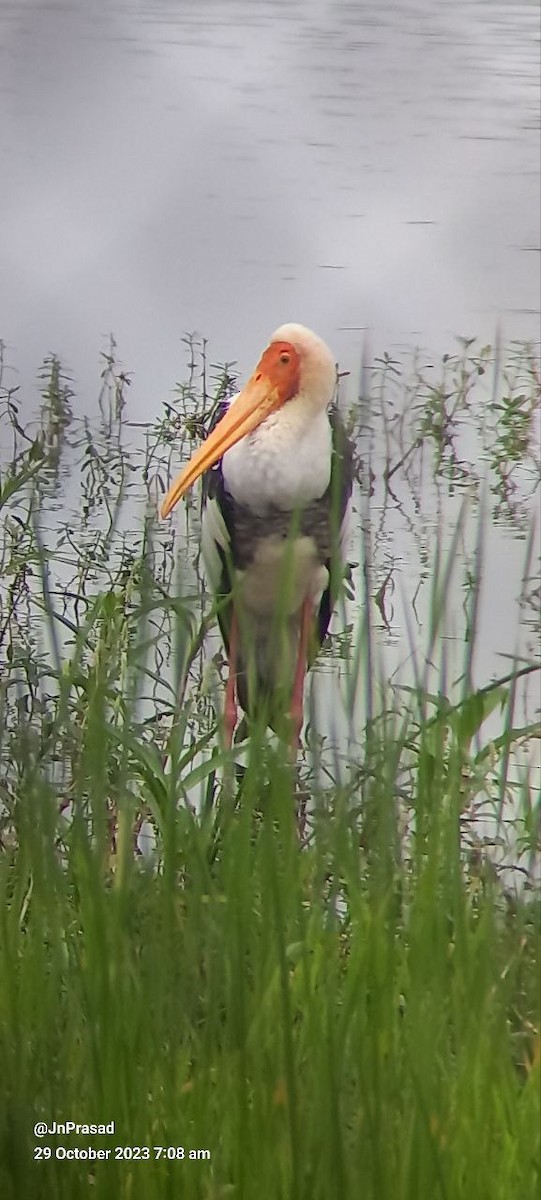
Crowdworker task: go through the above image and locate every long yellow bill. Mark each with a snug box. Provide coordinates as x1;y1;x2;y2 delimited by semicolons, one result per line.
160;372;282;518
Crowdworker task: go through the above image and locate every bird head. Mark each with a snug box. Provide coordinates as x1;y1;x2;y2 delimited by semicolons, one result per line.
160;323;336;518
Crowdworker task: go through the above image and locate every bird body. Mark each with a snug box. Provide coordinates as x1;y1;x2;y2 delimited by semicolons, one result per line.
161;324;353;748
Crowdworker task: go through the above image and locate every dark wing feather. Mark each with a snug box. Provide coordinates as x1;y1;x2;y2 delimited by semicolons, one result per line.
313;405;354;654
200;401;236;655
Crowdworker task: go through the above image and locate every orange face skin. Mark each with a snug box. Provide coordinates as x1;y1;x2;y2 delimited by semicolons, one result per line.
254;341;300;404
160;340;301;518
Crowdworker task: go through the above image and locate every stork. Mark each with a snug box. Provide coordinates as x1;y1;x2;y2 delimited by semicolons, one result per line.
161;323;353;752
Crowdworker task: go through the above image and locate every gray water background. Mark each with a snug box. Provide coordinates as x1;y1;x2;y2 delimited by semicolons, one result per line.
0;0;539;807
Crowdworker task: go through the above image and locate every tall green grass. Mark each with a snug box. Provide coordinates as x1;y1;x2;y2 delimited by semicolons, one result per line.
0;336;539;1199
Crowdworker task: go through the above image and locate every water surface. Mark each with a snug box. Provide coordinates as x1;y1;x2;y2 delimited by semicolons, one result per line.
0;0;539;407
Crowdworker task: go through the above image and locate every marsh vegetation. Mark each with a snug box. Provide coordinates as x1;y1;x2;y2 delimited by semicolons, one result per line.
0;334;539;1199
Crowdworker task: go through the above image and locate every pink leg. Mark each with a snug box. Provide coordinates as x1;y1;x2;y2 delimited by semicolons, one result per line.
289;598;313;754
224;610;239;748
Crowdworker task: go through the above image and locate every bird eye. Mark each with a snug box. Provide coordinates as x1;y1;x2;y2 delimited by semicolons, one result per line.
280;352;290;365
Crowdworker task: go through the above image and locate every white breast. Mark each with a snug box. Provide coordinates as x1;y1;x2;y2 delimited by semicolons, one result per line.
221;396;332;514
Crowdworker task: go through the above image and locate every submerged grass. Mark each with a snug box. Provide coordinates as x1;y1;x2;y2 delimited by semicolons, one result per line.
0;335;539;1199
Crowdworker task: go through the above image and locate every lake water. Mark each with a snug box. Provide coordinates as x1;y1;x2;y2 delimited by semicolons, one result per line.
1;0;539;403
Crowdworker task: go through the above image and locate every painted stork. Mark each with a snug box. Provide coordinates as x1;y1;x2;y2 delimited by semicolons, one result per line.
161;323;353;751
